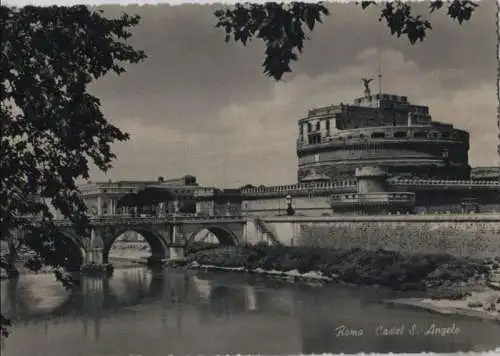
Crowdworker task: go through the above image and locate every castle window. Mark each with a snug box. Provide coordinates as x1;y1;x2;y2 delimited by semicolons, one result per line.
307;122;312;132
315;121;321;131
414;131;427;138
309;133;321;144
393;131;407;138
371;132;385;139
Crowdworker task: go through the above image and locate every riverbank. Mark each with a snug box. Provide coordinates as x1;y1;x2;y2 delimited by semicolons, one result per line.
387;272;500;322
181;245;500;319
386;292;500;322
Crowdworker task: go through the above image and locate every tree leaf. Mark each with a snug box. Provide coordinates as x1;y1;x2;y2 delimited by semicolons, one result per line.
1;4;146;337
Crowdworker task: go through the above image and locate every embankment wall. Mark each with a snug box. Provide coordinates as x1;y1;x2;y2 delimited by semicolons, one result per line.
256;215;500;258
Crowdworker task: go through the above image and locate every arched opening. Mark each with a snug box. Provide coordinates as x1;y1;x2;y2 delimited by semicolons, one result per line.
1;230;85;277
185;226;239;254
103;228;168;264
21;230;85;272
53;232;86;272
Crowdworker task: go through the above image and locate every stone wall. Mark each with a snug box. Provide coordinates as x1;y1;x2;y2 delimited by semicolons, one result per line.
294;220;500;258
243;196;332;217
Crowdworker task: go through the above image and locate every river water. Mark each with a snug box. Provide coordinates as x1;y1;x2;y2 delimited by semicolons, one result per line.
1;267;499;355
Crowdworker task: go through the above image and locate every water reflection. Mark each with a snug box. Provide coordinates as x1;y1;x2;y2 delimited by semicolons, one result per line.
1;268;500;355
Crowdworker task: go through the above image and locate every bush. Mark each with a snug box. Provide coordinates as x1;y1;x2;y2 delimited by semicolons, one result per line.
296;254;319;274
186;244;491;293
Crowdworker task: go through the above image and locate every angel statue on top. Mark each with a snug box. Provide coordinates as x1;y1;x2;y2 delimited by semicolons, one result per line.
361;78;373;97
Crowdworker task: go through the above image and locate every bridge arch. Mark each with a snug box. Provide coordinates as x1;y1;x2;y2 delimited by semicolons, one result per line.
47;229;86;271
102;227;168;264
186;225;239;247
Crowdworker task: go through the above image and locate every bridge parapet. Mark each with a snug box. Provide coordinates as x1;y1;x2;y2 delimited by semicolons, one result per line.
51;214;246;227
241;180;357;196
173;214;246;223
52;216;171;227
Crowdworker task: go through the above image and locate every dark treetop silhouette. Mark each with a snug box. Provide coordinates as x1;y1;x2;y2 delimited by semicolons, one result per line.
214;1;478;80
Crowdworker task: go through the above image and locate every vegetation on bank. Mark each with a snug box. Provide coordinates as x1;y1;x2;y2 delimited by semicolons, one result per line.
185;244;499;297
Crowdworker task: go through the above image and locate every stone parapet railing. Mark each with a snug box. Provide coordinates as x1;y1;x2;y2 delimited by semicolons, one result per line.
240;178;500;199
390;178;500;188
48;214;246;227
241;181;357;196
330;192;415;206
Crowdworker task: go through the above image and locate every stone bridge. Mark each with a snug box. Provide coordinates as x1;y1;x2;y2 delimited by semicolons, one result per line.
50;214;250;270
17;212;500;274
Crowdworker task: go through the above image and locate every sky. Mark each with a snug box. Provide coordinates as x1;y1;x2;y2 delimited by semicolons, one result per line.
7;1;500;187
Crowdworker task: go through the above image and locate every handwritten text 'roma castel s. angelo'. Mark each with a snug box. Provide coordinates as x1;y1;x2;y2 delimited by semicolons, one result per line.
334;323;461;337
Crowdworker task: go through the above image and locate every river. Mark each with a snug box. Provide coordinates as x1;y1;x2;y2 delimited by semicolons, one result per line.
1;267;499;355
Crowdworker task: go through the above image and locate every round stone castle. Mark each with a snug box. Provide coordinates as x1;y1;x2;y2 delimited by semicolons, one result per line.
242;88;499;215
297;93;471;182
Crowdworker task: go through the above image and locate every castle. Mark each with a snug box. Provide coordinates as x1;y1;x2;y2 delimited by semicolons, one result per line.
80;85;500;217
241;87;500;216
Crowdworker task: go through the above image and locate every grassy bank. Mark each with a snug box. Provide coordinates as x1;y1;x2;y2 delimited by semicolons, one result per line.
185;244;500;296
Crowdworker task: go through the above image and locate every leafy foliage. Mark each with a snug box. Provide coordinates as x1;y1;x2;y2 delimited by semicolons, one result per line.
117;187;174;209
0;5;146;337
215;2;329;80
214;1;479;80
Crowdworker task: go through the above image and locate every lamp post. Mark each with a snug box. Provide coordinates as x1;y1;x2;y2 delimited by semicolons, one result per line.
285;194;295;216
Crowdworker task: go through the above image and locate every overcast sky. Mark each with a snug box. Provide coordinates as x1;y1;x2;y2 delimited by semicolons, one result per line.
80;1;498;187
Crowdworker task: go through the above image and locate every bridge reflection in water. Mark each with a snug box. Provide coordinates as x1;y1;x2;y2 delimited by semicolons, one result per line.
2;268;500;355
